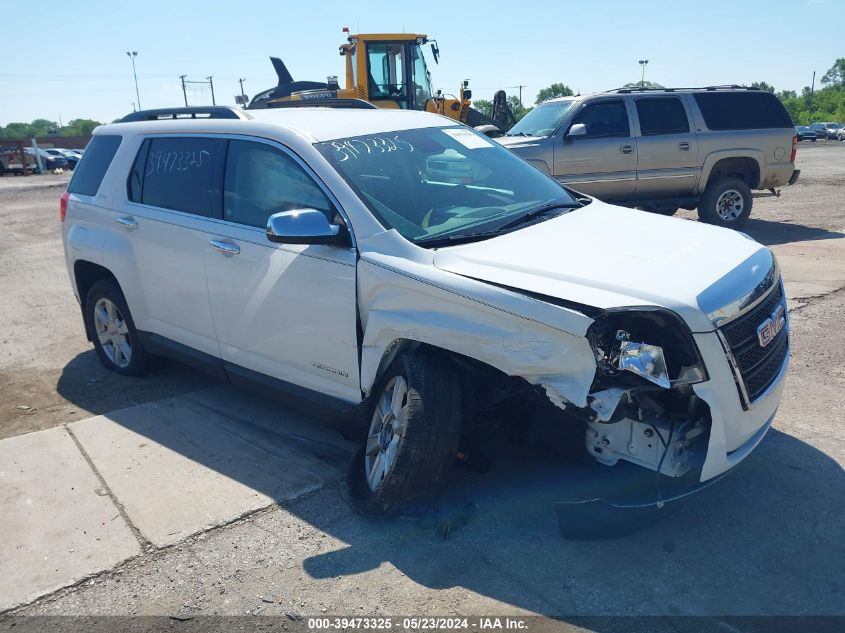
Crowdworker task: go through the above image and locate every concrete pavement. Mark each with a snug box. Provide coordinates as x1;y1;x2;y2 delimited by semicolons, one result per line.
0;386;354;611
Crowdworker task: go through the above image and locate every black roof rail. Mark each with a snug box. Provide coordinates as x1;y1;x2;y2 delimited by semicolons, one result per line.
261;98;377;110
608;84;761;94
119;106;251;122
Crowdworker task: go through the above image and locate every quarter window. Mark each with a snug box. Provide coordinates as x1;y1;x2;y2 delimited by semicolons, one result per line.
68;135;122;196
636;98;690;135
223;140;333;229
139;137;226;217
571;100;630;138
693;92;793;130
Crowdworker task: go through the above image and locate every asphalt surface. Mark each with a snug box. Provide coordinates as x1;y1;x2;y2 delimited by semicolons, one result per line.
0;141;843;621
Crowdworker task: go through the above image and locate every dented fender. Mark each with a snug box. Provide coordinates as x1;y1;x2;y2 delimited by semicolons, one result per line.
356;251;597;409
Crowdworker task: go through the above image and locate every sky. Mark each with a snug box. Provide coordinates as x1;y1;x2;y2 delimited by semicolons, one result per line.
1;0;843;125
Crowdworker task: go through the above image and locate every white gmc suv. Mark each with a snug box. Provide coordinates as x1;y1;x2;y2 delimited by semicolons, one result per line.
61;106;789;517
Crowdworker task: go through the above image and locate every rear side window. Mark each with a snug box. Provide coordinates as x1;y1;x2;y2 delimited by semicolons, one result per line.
67;135;122;196
140;137;226;217
223;140;333;228
693;92;793;130
571;100;630;138
636;98;690;135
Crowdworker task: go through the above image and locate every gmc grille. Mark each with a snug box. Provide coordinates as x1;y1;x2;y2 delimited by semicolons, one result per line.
720;282;789;405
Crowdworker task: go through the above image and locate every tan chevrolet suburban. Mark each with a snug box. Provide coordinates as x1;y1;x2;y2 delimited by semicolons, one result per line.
497;87;800;227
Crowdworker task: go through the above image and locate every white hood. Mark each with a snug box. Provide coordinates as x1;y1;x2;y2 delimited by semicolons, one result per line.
432;200;767;332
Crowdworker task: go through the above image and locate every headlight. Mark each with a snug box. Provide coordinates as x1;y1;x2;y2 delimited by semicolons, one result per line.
617;336;670;388
587;309;707;389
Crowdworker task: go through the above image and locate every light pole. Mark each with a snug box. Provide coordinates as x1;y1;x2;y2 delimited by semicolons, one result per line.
638;59;649;87
126;51;141;109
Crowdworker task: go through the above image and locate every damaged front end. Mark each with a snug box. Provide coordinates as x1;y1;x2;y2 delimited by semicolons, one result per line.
555;308;717;537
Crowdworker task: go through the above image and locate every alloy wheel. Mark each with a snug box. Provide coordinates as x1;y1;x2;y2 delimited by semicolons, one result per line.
93;298;132;368
364;375;409;491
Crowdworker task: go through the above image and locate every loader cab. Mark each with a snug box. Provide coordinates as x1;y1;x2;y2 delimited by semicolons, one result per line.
341;34;434;112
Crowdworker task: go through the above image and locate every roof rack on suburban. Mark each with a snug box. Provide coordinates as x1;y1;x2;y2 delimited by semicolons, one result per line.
609;85;762;94
119;106;251;122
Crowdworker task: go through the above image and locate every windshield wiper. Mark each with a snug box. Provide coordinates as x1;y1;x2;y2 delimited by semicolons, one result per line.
415;200;583;248
494;200;582;231
506;131;530;137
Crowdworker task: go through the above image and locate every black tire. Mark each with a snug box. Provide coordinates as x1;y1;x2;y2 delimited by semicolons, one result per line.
348;352;461;516
697;177;753;228
85;279;153;376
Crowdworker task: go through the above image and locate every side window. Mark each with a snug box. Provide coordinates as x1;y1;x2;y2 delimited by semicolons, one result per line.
693;92;794;130
67;135;122;196
571;100;630;138
140;137;226;217
127;139;150;201
223;140;333;229
636;98;690;135
366;42;406;102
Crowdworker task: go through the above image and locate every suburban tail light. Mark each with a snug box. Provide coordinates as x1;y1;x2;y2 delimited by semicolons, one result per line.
60;191;69;222
790;135;797;162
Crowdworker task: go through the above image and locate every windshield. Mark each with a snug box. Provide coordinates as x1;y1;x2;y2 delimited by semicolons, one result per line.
410;44;433;109
316;126;577;245
507;99;577;137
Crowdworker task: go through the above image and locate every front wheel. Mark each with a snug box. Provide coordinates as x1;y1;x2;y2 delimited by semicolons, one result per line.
349;352;461;516
697;177;752;228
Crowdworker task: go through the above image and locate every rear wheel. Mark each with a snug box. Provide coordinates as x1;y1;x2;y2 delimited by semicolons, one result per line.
697;177;752;228
85;280;153;376
349;352;461;516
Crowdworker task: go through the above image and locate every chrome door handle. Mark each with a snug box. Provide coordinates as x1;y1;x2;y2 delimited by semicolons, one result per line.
678;142;692;151
619;145;635;154
115;216;138;230
209;239;240;256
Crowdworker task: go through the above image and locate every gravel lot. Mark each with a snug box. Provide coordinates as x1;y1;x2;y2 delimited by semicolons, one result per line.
1;142;843;621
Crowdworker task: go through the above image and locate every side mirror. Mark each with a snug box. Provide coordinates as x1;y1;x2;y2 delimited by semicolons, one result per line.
568;123;587;139
266;209;342;245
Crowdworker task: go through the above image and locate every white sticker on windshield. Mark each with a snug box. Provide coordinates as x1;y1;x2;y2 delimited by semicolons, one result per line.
442;128;494;149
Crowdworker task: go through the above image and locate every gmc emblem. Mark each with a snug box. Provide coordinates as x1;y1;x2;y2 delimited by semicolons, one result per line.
756;304;786;348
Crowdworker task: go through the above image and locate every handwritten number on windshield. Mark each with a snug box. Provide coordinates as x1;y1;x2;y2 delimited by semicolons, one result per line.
330;135;414;161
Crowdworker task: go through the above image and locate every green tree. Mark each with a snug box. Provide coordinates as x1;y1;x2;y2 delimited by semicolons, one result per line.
535;83;573;104
777;90;797;100
821;58;845;88
751;81;775;93
60;119;102;137
472;99;493;120
507;95;531;121
623;80;664;89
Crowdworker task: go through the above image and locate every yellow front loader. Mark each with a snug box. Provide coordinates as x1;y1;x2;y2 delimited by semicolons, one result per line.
248;30;486;127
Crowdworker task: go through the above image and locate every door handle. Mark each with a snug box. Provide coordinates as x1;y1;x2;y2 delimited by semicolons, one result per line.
619;145;635;154
678;142;693;151
209;239;240;256
115;216;138;230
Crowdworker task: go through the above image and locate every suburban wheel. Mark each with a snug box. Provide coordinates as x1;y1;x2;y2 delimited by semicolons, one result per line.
85;280;152;376
698;177;752;228
348;352;462;516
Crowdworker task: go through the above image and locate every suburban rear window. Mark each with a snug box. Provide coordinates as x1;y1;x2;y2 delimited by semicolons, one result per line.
67;135;122;196
693;92;793;130
137;137;226;217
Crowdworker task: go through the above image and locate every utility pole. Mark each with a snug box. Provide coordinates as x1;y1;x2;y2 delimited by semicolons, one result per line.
516;84;526;105
207;76;216;105
238;78;247;107
810;70;816;109
638;59;649;87
180;75;188;106
126;51;141;109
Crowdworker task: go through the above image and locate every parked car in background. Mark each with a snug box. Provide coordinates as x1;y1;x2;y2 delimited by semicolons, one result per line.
836;127;845;141
795;126;817;142
61;106;789;519
24;147;69;170
497;87;799;228
44;148;80;170
819;122;842;139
